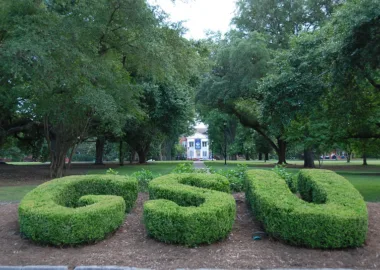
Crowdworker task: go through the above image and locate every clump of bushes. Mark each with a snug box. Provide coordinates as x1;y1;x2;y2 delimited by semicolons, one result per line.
131;169;158;192
144;173;236;246
245;169;368;248
19;175;138;246
171;162;195;173
213;164;247;192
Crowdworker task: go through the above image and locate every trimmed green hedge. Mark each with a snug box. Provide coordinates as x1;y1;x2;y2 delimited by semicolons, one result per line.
144;173;236;246
19;174;138;245
245;169;368;248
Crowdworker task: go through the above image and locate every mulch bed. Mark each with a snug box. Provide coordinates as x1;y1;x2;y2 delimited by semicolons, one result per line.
0;193;379;270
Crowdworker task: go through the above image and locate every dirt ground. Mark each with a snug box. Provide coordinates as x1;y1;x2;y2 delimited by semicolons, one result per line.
1;163;380;269
0;192;379;269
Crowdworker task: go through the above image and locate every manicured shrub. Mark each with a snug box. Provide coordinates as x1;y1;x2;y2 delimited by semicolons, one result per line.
19;174;138;246
272;165;298;193
144;173;236;246
245;169;368;248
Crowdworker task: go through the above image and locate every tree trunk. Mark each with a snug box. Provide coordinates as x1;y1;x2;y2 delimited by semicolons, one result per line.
49;135;70;178
95;137;105;165
258;153;263;160
159;142;163;161
129;150;135;164
138;150;147;164
277;139;287;164
119;140;124;166
363;153;368;166
346;151;352;163
245;153;250;160
303;148;315;168
264;153;269;161
67;143;78;170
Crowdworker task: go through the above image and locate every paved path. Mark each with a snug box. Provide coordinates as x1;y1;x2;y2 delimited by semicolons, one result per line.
193;161;208;170
0;266;359;270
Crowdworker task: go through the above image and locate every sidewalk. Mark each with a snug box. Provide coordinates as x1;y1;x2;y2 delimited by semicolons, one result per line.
193;161;208;170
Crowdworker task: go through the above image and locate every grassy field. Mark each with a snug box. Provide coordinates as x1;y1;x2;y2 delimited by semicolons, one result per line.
205;161;380;202
1;160;379;202
89;161;191;176
205;159;380;167
0;185;38;202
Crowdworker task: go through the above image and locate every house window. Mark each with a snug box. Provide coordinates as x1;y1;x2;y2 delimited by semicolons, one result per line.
189;142;194;147
203;151;208;157
202;141;207;147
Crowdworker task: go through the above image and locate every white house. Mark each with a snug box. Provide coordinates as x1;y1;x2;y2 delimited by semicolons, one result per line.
180;123;210;160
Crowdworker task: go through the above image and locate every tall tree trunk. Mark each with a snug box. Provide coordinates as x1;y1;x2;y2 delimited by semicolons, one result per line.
264;153;269;161
304;148;315;168
277;139;287;164
245;152;250;160
95;137;105;165
138;150;147;164
346;151;352;163
49;135;70;178
119;140;124;166
67;143;78;170
363;153;368;166
258;153;263;160
129;150;135;164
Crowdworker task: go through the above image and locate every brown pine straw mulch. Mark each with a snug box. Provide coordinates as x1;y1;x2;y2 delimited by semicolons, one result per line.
0;192;379;270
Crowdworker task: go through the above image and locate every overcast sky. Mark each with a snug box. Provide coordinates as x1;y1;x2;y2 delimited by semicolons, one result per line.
148;0;237;40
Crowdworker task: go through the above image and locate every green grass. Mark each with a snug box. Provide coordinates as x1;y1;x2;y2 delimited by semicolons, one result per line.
88;161;192;176
337;173;380;202
206;159;380;167
205;161;380;202
1;160;379;202
0;185;38;201
7;162;45;165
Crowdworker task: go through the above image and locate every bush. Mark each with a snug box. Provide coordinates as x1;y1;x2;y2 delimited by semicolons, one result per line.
271;165;297;193
131;169;157;192
19;175;138;246
144;173;236;246
245;169;368;248
214;164;247;192
171;162;195;173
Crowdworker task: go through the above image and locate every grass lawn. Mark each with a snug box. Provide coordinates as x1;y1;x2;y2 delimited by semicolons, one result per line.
205;158;380;167
338;173;380;202
7;162;45;165
88;161;192;176
205;161;380;202
0;185;38;202
1;160;379;202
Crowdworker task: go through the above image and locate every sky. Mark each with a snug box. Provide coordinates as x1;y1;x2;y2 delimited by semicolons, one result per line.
148;0;237;40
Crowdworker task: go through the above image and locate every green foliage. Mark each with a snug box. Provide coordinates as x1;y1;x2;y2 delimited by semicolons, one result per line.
106;168;119;175
213;164;248;192
171;162;195;174
144;173;235;246
245;169;368;248
131;169;158;192
272;165;297;193
18;175;138;245
233;0;340;48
